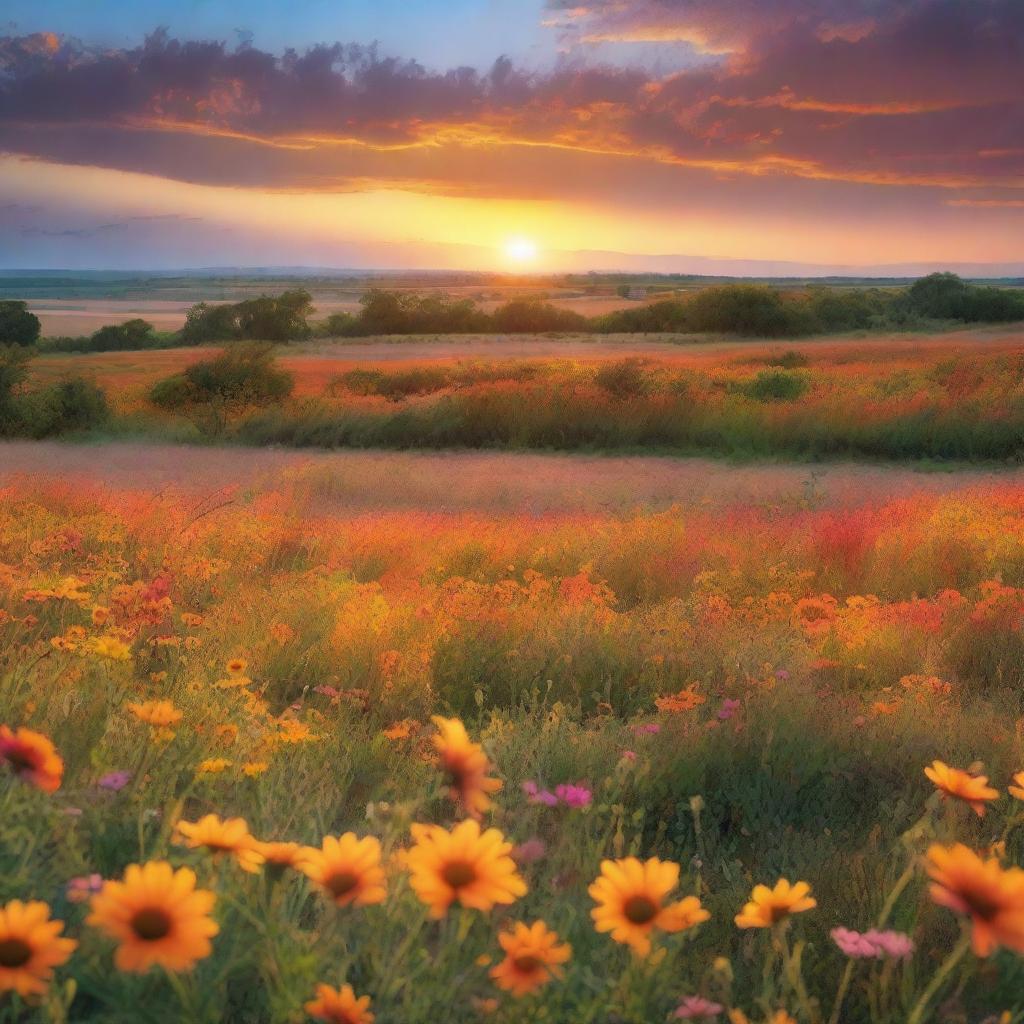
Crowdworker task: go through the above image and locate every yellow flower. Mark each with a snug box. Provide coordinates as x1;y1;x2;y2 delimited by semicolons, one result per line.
252;841;307;873
926;843;1024;956
305;983;374;1024
88;635;132;661
407;820;526;918
216;675;253;690
924;760;999;817
174;815;264;873
225;658;247;676
242;761;269;777
654;685;706;713
127;700;182;728
489;920;571;996
197;758;232;775
91;606;110;626
87;862;217;973
0;726;64;793
1008;771;1024;801
431;715;502;818
301;834;387;907
0;900;76;997
735;880;816;929
589;856;709;956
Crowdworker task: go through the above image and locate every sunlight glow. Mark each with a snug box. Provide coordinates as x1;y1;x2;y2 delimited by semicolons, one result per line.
504;237;538;263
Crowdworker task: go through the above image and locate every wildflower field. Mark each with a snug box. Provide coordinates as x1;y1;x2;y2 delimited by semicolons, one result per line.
1;454;1024;1023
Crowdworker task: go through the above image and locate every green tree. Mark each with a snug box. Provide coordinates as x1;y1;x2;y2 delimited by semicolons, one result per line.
0;300;41;347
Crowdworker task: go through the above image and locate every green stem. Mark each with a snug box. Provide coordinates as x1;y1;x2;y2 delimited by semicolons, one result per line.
826;959;855;1024
906;932;971;1024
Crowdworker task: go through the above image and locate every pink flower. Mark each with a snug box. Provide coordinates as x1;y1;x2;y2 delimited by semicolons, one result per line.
831;927;914;960
632;722;661;736
512;838;547;864
555;783;592;808
621;750;637;762
98;770;131;791
522;780;558;806
66;874;104;903
674;995;723;1019
775;669;790;680
717;698;741;720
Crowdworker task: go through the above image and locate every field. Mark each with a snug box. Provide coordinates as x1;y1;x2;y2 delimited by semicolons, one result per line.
2;437;1024;1023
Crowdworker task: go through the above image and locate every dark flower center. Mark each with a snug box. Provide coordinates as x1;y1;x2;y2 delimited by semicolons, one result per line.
131;907;172;941
623;895;659;925
961;884;1000;921
0;938;32;968
326;871;359;897
442;861;477;889
513;955;543;974
4;749;35;774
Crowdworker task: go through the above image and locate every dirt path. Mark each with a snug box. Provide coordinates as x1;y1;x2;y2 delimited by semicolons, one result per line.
2;440;1021;515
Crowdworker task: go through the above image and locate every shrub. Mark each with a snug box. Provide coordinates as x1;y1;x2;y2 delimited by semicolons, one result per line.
764;349;809;369
0;300;41;347
687;285;814;337
86;318;156;351
490;299;588;333
744;369;810;402
181;290;314;343
16;377;109;438
594;358;653;399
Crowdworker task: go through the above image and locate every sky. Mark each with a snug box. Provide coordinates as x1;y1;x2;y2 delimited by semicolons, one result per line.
1;0;1022;273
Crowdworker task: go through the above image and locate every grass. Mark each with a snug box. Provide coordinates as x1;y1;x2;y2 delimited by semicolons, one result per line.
0;468;1023;1021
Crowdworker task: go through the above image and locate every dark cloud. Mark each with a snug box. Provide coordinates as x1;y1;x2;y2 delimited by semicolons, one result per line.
0;3;1022;201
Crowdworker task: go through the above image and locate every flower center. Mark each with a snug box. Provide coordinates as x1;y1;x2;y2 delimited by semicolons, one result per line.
0;938;32;968
131;907;173;941
623;895;659;925
326;871;359;897
441;860;477;889
767;903;791;923
962;885;1001;922
4;750;34;774
512;955;543;974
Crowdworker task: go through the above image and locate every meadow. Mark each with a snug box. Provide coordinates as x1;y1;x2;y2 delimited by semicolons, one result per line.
1;453;1024;1022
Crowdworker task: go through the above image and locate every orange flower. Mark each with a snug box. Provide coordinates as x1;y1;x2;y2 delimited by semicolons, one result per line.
735;880;816;929
654;685;706;713
253;841;307;873
589;857;709;956
174;815;264;873
924;760;999;816
305;983;374;1024
225;658;247;676
0;900;76;996
0;726;63;792
301;834;387;907
91;606;110;626
87;862;218;972
1008;771;1024;801
127;700;182;728
407;820;526;918
489;920;571;996
926;843;1024;956
431;716;502;818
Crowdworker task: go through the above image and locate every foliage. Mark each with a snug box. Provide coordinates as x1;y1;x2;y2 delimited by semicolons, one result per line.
0;299;41;347
181;290;314;343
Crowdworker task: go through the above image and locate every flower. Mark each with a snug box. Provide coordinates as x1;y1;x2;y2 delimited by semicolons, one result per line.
522;780;558;806
925;843;1024;956
0;726;63;792
91;606;110;626
174;815;264;873
242;761;268;777
655;685;705;713
0;900;76;996
198;758;233;775
632;723;661;736
88;636;131;661
66;874;104;904
675;995;724;1020
225;658;247;676
305;983;374;1024
554;783;592;808
127;700;182;728
589;857;709;956
431;715;503;818
252;841;307;874
512;838;547;864
407;820;527;918
735;880;816;928
489;920;571;997
717;699;741;721
924;760;999;816
87;862;218;972
1009;771;1024;801
98;770;131;791
301;834;387;907
830;927;914;959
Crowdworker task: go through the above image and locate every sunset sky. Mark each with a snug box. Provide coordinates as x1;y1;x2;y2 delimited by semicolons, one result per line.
1;1;1022;273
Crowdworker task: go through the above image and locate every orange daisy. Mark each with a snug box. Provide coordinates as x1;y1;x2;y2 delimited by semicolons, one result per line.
0;726;64;793
430;715;502;818
87;862;218;972
225;658;248;677
735;880;817;929
305;983;374;1024
0;900;76;996
407;820;526;918
253;840;307;875
589;856;709;956
301;834;387;907
127;700;182;728
926;843;1024;956
1008;771;1024;801
489;920;571;996
174;814;264;873
924;760;999;816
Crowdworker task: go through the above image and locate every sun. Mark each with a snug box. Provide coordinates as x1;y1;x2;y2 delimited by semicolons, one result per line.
503;237;538;264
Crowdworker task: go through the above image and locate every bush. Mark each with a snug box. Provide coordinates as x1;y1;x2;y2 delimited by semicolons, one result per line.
764;350;809;369
901;273;1024;323
181;290;314;343
594;358;653;399
490;299;587;333
151;343;294;436
0;300;41;347
744;369;810;402
86;318;155;351
16;377;109;438
687;285;813;337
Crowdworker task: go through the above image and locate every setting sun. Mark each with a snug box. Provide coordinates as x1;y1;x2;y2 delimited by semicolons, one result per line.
503;237;538;264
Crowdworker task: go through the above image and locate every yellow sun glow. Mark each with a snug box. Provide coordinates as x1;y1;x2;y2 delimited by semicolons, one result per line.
504;237;538;263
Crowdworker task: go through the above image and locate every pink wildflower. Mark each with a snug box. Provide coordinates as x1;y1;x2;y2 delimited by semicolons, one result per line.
674;995;723;1019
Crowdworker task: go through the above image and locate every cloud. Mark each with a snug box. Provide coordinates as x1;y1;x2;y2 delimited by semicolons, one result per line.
0;3;1022;208
19;213;203;238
